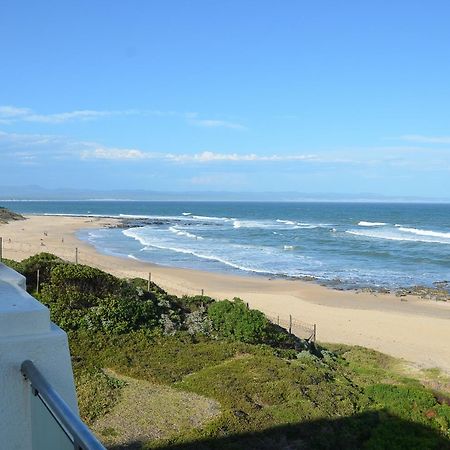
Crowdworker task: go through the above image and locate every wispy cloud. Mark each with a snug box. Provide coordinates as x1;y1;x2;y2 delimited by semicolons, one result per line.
0;104;246;130
4;130;449;172
185;113;246;130
399;134;450;144
0;106;138;124
80;147;157;160
168;151;317;163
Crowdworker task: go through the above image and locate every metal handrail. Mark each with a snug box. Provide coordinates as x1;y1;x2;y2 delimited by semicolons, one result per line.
21;360;106;450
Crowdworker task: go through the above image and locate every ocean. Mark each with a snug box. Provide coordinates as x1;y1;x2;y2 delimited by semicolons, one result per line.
3;201;450;291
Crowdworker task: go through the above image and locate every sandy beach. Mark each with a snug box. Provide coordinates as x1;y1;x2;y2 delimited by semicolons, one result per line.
1;214;450;373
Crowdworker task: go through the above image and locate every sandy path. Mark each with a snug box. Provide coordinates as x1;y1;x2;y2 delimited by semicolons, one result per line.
1;215;449;373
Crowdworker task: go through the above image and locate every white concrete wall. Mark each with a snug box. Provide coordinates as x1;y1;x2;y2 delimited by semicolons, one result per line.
0;262;78;450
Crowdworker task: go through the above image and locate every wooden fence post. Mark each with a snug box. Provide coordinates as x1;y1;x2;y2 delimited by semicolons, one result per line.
0;237;2;261
313;324;317;343
148;272;152;291
289;315;292;334
75;247;78;264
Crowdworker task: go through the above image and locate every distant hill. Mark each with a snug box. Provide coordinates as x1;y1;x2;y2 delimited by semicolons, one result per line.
0;185;448;202
0;206;25;224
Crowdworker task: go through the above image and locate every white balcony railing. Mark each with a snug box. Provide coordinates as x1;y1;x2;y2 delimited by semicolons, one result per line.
0;263;104;450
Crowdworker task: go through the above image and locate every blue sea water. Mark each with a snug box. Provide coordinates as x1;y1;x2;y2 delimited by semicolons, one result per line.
4;201;450;290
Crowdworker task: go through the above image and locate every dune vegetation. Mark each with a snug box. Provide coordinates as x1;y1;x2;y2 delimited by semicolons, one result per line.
0;206;25;224
4;253;450;450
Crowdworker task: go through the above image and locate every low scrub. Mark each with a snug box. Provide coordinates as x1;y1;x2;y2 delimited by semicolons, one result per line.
4;254;450;449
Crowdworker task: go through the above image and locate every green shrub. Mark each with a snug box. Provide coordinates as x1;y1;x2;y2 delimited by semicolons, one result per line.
7;252;63;292
207;298;269;344
39;263;161;333
84;293;159;334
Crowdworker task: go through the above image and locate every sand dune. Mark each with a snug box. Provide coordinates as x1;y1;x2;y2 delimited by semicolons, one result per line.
1;215;449;373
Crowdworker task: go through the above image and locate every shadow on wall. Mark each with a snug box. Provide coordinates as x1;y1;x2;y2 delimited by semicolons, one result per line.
107;410;450;450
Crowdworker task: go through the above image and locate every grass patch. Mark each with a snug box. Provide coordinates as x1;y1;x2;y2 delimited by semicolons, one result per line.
71;335;450;449
92;369;220;448
74;367;126;425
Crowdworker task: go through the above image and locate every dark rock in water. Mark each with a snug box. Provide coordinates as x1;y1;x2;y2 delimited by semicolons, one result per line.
357;287;391;295
433;280;450;289
108;217;216;230
395;285;449;302
0;207;25;224
300;275;317;282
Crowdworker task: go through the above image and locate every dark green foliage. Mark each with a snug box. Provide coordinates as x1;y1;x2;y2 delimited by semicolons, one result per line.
70;331;265;384
4;254;449;448
39;263;161;334
180;295;215;311
74;367;125;425
0;206;25;223
7;252;63;292
1;257;22;273
43;263;122;306
366;384;450;436
208;298;269;344
68;331;450;450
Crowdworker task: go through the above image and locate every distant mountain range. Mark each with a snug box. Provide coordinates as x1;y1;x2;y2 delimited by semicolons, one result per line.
0;185;448;203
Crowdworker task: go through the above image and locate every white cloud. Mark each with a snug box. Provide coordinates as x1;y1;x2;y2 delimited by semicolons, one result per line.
5;129;448;173
0;105;246;130
80;147;156;160
399;134;450;144
26;110;130;124
0;106;32;118
168;151;318;163
187;118;246;130
0;105;139;124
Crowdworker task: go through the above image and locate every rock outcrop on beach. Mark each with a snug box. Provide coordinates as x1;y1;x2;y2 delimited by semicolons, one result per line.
395;285;450;302
0;207;25;224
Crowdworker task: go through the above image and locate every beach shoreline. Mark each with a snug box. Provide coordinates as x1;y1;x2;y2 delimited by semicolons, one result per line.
1;214;450;373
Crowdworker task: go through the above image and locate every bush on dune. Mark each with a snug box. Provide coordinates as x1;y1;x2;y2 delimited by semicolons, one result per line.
8;252;63;292
207;298;269;344
4;253;450;449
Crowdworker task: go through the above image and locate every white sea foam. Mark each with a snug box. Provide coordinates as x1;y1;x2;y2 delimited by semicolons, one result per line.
294;224;318;229
182;212;192;216
127;254;140;261
232;219;272;229
358;221;387;227
283;245;295;250
191;215;232;221
346;229;450;244
119;213;190;221
122;227;311;276
139;241;277;275
276;219;296;225
397;227;450;239
233;219;312;230
168;226;204;240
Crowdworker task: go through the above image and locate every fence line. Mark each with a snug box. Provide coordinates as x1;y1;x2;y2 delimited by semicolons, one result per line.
1;238;317;342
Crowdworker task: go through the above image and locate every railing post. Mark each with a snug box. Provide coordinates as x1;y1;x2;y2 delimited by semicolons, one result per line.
21;360;106;450
289;315;292;334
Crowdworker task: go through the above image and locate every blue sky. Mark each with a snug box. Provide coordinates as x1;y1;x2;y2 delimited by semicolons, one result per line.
1;1;450;198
